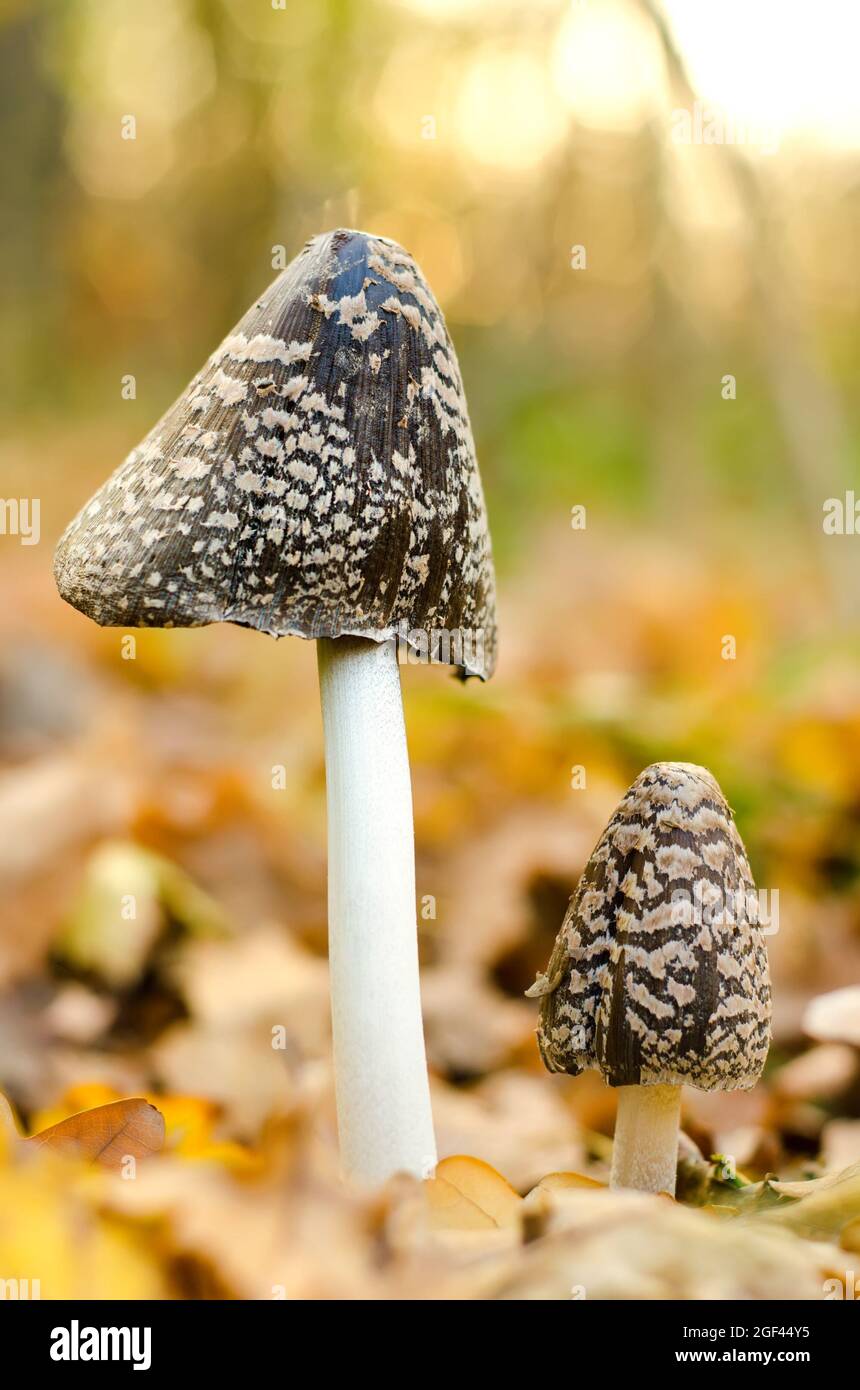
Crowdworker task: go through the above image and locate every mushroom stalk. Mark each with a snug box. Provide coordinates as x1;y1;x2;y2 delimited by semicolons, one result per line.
317;634;437;1185
610;1084;681;1195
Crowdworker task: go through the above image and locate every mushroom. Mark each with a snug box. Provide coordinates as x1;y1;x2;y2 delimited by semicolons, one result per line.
53;228;497;1185
527;762;771;1195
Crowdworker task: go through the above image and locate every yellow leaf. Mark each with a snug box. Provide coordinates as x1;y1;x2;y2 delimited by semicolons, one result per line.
151;1094;220;1151
30;1082;121;1134
526;1170;606;1197
0;1092;21;1139
0;1153;166;1299
840;1217;860;1253
426;1155;522;1230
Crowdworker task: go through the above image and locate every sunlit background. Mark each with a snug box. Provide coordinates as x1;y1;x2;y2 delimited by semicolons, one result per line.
0;0;859;1296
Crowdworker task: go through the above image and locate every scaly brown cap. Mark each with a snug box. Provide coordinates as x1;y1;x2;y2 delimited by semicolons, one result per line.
528;762;772;1090
53;229;497;679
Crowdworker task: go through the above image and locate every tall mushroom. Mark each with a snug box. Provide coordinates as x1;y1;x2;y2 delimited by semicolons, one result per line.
53;229;497;1186
527;762;771;1195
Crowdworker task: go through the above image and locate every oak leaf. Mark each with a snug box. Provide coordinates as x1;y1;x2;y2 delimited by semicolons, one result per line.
26;1097;165;1171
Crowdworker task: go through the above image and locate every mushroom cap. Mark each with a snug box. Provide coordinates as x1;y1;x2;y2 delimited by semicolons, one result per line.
53;229;497;680
530;762;772;1090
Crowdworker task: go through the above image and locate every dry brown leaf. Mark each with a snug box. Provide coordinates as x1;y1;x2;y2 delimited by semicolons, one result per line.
26;1098;165;1170
479;1189;841;1300
421;966;533;1076
522;1172;606;1238
106;1154;413;1300
439;809;595;970
803;986;860;1047
527;1171;606;1198
152;1021;320;1138
821;1119;860;1172
426;1155;522;1231
772;1043;859;1101
432;1070;584;1192
0;743;132;986
839;1217;860;1253
751;1161;860;1239
171;922;330;1045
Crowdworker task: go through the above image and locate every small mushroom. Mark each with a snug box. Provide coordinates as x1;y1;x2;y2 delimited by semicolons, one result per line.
527;762;771;1195
54;228;497;1185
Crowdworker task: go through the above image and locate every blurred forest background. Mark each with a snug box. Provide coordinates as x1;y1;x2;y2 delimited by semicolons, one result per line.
1;0;860;1297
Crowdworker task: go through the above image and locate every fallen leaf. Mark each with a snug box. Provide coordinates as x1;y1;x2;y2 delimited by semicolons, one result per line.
152;1021;311;1138
0;1145;167;1299
478;1188;841;1300
526;1171;605;1198
0;746;130;985
421;966;533;1076
426;1155;522;1231
773;1043;859;1101
105;1152;407;1300
839;1217;860;1253
821;1119;860;1171
56;839;228;988
803;986;860;1047
521;1171;606;1239
751;1161;860;1239
0;1092;21;1142
432;1070;584;1192
27;1098;165;1170
170;922;329;1045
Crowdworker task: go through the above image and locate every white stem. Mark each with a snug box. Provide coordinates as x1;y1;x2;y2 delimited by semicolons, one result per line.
610;1084;682;1195
317;635;437;1186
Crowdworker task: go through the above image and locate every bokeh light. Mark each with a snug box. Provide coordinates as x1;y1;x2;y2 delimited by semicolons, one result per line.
552;0;667;132
455;46;568;172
